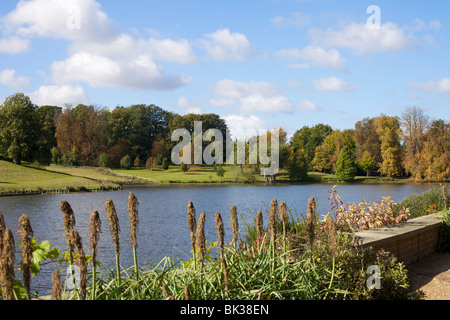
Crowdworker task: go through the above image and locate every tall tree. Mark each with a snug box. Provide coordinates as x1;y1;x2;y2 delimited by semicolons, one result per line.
287;147;308;180
335;145;357;181
290;124;333;167
354;117;382;164
421;119;450;181
401;106;429;180
375;115;403;177
0;93;41;165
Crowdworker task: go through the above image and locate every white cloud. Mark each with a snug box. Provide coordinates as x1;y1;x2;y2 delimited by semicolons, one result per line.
200;28;255;62
177;96;204;114
309;22;417;54
0;36;30;54
299;99;320;111
51;51;191;90
312;76;357;91
223;114;269;140
270;12;311;28
275;46;347;70
0;69;30;91
240;94;295;113
28;85;89;106
409;78;450;93
1;0;119;42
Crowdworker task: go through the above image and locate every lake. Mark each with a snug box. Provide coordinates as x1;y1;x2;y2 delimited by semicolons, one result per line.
0;183;435;294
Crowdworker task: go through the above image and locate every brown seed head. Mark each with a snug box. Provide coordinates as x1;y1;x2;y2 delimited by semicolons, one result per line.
51;270;62;300
105;199;120;255
230;205;239;245
279;201;287;225
268;199;278;238
256;210;263;238
128;192;139;248
18;214;33;297
0;228;15;300
187;201;196;252
89;210;101;261
325;214;337;257
61;200;76;233
196;212;206;266
215;212;225;250
306;197;317;247
69;229;87;299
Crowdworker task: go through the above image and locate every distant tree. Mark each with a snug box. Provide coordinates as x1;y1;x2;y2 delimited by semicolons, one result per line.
401;106;429;180
120;154;132;170
291;124;333;167
0;93;41;165
354;117;382;164
50;147;61;165
336;145;357;181
358;151;377;176
181;162;189;173
215;165;225;177
421;119;450;181
287;147;309;180
161;158;169;170
98;152;110;168
134;155;141;167
311;143;334;173
375;115;403;177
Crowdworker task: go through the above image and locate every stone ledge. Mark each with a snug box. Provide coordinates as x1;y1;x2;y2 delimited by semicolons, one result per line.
354;213;443;248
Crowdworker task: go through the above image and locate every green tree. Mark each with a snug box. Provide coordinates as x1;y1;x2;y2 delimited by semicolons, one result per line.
358;151;377;176
161;158;169;170
311;143;334;173
181;162;189;173
287;147;309;180
50;147;61;164
120;154;132;169
98;152;110;168
291;124;333;167
336;146;357;181
0;93;41;164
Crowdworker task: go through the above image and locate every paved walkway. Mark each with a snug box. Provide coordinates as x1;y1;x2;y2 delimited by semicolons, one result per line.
408;252;450;300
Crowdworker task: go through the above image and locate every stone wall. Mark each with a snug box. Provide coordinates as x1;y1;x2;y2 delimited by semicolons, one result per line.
354;213;443;265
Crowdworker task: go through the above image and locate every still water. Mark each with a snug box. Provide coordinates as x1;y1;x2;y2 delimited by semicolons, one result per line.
0;183;435;294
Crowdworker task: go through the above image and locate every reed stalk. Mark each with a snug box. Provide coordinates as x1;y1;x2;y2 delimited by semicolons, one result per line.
0;228;15;300
279;201;287;250
230;205;239;248
128;192;139;279
187;201;197;268
51;270;62;300
196;212;206;272
215;212;229;291
306;196;317;250
60;200;76;265
268;199;278;240
18;214;33;299
69;229;87;300
89;210;101;299
106;199;121;285
256;210;263;239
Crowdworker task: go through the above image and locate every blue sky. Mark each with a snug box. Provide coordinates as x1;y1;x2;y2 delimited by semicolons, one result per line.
0;0;449;137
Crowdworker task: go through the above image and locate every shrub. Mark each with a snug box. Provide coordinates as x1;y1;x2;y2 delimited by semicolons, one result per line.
215;165;225;177
98;153;110;168
161;158;169;170
394;186;449;219
120;154;132;169
180;162;189;173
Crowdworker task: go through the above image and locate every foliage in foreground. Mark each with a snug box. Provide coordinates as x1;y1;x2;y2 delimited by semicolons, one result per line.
0;187;435;300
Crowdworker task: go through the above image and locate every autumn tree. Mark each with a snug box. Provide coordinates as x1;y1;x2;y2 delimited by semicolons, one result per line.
401;106;429;180
311;143;334;173
291;124;333;167
421;119;450;181
358;151;377;176
354;117;382;164
287;147;308;180
375;115;403;177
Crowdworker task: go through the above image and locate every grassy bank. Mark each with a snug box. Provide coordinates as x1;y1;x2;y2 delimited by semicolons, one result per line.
0;160;150;196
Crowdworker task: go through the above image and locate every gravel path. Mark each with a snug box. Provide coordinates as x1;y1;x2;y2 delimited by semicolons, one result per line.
408;252;450;300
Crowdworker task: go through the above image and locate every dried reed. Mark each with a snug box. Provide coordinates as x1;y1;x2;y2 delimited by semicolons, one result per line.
51;270;62;300
230;205;239;248
18;214;33;299
61;200;76;264
128;192;140;278
0;212;5;252
69;229;87;300
187;201;196;252
0;228;15;300
268;199;278;240
215;212;229;290
306;196;317;249
89;210;101;299
325;214;337;257
105;198;121;283
279;201;287;254
196;211;206;271
183;285;191;300
256;210;263;239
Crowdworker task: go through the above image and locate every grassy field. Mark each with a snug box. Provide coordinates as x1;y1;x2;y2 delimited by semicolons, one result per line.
0;160;150;195
0;160;417;195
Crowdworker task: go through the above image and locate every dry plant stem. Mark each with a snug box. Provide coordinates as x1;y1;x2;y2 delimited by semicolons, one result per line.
128;192;139;279
51;270;62;300
256;210;263;239
18;214;33;299
89;210;101;299
69;229;87;300
61;200;75;265
0;228;15;300
215;212;229;291
106;199;121;285
230;205;239;248
306;196;317;250
196;212;206;273
279;201;287;253
187;201;197;269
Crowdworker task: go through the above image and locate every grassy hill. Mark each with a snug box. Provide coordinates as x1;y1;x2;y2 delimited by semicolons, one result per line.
0;161;150;195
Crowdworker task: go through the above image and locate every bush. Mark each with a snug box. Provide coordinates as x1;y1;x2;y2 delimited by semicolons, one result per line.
161;158;169;170
120;154;132;170
181;162;189;173
215;165;225;177
98;153;110;168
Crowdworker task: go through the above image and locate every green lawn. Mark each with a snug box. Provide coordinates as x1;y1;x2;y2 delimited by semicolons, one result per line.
0;161;148;195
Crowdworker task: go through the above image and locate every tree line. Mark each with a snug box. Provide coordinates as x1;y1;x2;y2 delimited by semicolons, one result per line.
0;93;448;182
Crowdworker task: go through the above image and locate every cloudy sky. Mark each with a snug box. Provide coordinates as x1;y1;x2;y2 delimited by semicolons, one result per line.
0;0;449;137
